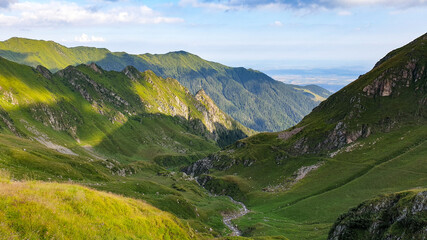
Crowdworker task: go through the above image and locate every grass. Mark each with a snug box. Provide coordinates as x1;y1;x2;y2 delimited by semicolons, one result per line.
0;173;198;239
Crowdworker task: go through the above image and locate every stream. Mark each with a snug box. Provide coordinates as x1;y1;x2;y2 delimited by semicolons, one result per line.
222;196;250;236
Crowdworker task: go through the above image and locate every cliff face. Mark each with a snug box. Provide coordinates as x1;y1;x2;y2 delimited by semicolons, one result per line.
328;190;427;240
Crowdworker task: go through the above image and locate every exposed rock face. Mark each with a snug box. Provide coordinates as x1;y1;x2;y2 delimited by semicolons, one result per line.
194;89;251;146
328;190;427;240
182;149;255;177
182;158;213;176
58;66;130;109
263;162;324;192
291;122;371;155
278;127;303;140
29;102;82;137
0;106;22;136
363;58;425;97
122;66;142;82
36;65;53;80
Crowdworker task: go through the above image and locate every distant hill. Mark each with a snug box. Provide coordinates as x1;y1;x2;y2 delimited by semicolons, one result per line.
0;37;331;132
183;33;427;239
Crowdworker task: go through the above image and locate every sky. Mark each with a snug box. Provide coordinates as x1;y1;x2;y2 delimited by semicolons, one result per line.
0;0;426;91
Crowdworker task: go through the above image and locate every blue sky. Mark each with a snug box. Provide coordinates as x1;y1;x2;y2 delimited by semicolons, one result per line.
0;0;426;91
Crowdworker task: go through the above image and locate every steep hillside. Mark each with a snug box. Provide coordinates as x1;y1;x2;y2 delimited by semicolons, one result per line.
0;174;197;240
0;56;254;237
0;37;331;132
328;189;427;240
183;33;427;239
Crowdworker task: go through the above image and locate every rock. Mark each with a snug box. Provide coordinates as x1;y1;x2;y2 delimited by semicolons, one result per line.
328;190;427;240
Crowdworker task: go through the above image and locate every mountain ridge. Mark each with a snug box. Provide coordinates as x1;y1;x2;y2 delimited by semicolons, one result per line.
0;37;331;132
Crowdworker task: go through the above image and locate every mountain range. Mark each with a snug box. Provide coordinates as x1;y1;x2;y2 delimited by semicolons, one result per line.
0;33;425;240
0;37;331;132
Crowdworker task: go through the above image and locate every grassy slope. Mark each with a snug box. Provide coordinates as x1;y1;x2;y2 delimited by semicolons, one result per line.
0;37;331;132
187;33;427;239
0;174;197;240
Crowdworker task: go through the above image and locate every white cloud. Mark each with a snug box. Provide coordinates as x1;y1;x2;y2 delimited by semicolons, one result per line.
180;0;427;11
335;0;427;7
179;0;233;11
337;10;352;16
0;1;184;27
273;20;283;27
74;34;105;43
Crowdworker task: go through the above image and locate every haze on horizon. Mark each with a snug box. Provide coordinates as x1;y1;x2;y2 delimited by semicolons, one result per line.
0;0;426;91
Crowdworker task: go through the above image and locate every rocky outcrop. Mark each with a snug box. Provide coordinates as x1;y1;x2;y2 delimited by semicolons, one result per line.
328;190;427;240
29;101;82;138
0;106;22;136
363;58;425;97
36;65;53;80
58;66;130;109
278;127;303;140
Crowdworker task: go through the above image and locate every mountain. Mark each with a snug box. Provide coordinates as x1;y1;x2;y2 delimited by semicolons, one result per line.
183;33;427;239
0;37;331;132
0;56;255;237
328;189;427;240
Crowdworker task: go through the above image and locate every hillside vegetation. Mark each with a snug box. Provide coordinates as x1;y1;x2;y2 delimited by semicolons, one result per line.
184;33;427;239
0;37;331;132
0;172;197;240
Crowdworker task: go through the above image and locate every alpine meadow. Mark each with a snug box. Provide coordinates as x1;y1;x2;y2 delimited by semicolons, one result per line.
0;0;426;240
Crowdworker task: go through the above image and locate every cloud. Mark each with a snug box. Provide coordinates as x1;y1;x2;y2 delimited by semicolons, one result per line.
0;0;16;8
337;10;352;15
0;1;184;27
273;20;283;27
74;34;105;43
180;0;427;10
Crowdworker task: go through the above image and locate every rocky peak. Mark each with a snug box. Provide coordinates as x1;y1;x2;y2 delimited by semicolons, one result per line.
122;66;141;81
87;63;103;74
195;89;211;103
36;65;52;80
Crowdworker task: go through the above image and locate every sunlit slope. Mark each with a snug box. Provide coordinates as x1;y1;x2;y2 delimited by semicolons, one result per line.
0;56;252;162
0;175;197;239
0;37;331;132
